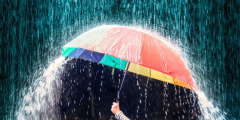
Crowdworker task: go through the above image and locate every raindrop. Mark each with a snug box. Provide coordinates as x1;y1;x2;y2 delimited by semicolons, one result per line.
99;112;101;119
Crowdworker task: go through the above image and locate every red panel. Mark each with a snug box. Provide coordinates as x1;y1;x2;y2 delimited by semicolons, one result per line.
138;33;167;73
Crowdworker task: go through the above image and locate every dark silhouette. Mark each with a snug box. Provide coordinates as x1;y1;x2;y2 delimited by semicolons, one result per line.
59;58;201;120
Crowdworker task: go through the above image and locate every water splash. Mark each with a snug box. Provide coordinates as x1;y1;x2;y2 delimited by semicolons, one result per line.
196;91;226;120
15;29;226;120
148;31;226;119
16;56;70;120
180;45;226;120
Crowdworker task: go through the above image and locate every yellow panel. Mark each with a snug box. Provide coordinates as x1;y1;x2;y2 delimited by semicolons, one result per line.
151;69;174;84
173;78;192;89
128;62;150;77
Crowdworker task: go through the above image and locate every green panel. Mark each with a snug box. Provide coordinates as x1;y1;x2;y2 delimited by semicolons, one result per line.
99;55;128;70
62;47;77;58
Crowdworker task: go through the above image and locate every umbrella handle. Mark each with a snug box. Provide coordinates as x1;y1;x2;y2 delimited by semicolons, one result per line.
110;115;117;120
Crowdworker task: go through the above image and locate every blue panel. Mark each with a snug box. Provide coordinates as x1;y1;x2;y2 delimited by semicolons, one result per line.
79;50;105;62
68;48;85;58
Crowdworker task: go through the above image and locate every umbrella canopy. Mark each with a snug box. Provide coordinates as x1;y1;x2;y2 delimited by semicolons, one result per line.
62;25;198;91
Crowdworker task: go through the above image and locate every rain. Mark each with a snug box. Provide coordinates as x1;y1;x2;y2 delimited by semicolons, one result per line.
1;0;239;120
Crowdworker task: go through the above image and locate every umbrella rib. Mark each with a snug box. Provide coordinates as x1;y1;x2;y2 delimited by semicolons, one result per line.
111;29;134;59
153;38;168;73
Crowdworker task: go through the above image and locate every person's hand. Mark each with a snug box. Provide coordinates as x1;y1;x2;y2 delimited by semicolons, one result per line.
111;102;120;114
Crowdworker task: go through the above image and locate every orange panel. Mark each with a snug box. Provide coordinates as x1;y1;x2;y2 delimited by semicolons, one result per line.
173;78;192;90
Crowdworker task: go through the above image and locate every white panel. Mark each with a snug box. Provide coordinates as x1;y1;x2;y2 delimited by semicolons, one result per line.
63;25;118;48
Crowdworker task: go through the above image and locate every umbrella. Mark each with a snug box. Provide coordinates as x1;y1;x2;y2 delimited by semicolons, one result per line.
61;25;198;92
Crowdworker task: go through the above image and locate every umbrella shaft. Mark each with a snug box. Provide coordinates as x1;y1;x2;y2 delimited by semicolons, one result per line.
116;70;127;102
116;62;130;102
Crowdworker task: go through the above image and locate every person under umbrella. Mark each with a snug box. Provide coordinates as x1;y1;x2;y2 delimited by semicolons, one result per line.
111;102;130;120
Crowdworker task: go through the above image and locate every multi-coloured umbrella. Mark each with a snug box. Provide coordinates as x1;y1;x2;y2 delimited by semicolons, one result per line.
62;25;198;91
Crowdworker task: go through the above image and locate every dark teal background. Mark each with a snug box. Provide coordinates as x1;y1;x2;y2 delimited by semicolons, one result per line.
1;0;239;119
